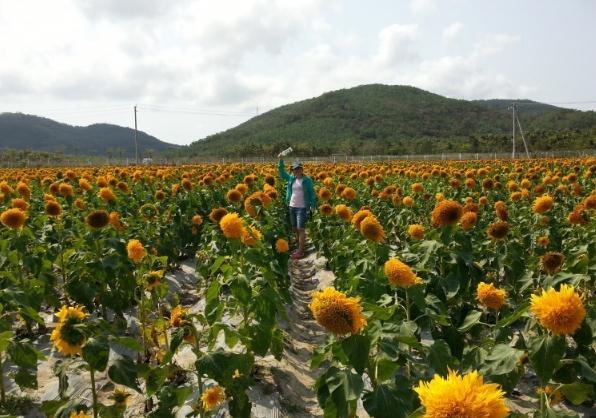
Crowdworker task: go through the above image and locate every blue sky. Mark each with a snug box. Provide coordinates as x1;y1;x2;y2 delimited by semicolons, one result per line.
1;0;595;145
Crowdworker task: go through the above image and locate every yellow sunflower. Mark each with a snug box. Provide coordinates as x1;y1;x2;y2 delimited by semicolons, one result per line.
351;209;373;229
487;221;509;240
219;213;245;239
431;200;463;227
532;195;554;214
275;238;289;253
309;287;367;335
476;282;507;310
414;369;509;418
384;258;422;288
85;210;110;229
541;252;565;274
209;207;228;223
360;215;385;243
407;224;425;240
530;284;585;335
0;208;27;229
127;239;147;262
460;211;477;231
241;226;262;247
201;386;226;411
110;388;131;408
69;411;91;418
51;306;87;356
335;204;353;222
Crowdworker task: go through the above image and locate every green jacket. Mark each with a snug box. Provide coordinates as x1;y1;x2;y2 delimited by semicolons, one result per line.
278;159;317;209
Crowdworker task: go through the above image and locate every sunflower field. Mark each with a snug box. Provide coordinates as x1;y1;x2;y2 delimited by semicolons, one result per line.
0;158;594;418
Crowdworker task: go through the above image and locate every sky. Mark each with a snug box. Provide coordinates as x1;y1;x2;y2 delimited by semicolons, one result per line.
1;0;595;145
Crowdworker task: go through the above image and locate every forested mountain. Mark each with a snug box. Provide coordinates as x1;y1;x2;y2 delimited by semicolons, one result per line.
184;84;596;157
0;113;178;157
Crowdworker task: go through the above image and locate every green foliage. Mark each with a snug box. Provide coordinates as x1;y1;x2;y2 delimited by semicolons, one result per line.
0;112;177;158
185;84;596;157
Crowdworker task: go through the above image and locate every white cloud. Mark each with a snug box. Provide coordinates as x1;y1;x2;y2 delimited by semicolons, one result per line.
0;0;542;144
442;22;463;43
471;33;520;59
375;24;420;66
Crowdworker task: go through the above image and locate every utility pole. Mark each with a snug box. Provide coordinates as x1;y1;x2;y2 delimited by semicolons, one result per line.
510;103;516;159
134;105;139;164
516;111;531;159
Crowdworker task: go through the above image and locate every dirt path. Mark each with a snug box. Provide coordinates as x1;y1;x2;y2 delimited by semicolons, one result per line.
252;241;335;417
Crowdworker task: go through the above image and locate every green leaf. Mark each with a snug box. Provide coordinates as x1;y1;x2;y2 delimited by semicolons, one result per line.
271;328;284;361
82;338;110;372
108;358;141;392
341;334;371;374
363;383;411;418
457;310;482;332
210;256;226;275
427;339;453;376
205;279;221;324
110;336;143;353
145;366;168;397
53;360;70;400
529;334;566;384
496;303;530;328
228;390;252;418
249;323;272;356
14;368;37;389
560;382;593;406
374;357;400;383
574;358;596;383
196;351;254;388
481;344;525;376
230;275;252;305
0;330;14;352
7;340;40;368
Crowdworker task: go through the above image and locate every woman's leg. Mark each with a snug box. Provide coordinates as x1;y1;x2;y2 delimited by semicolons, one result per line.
297;228;306;254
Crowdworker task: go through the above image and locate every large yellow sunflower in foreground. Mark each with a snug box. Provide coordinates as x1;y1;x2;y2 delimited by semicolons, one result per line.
414;369;509;418
309;287;367;335
201;385;226;411
51;306;87;356
530;284;585;335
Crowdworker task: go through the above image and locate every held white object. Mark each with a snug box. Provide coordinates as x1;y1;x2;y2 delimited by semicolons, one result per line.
278;147;293;158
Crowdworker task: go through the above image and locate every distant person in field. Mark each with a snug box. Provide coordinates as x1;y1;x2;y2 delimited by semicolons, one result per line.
278;157;317;259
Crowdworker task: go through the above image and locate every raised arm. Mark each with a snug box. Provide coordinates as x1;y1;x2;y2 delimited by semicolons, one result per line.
278;158;291;181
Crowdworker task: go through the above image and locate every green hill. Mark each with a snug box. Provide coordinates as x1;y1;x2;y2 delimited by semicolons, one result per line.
185;84;596;157
0;112;178;158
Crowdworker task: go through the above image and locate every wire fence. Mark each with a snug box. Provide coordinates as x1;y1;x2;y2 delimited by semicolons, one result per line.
0;149;594;168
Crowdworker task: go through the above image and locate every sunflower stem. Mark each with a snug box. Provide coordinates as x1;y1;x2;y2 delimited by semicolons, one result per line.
90;367;98;418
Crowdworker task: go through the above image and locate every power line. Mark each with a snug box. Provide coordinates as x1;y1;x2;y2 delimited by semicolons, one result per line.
140;107;253;117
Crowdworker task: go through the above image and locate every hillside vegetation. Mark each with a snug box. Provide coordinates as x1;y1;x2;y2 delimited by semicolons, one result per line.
0;113;177;158
185;84;596;157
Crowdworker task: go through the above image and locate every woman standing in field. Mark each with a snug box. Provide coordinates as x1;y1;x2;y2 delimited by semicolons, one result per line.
278;157;317;259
